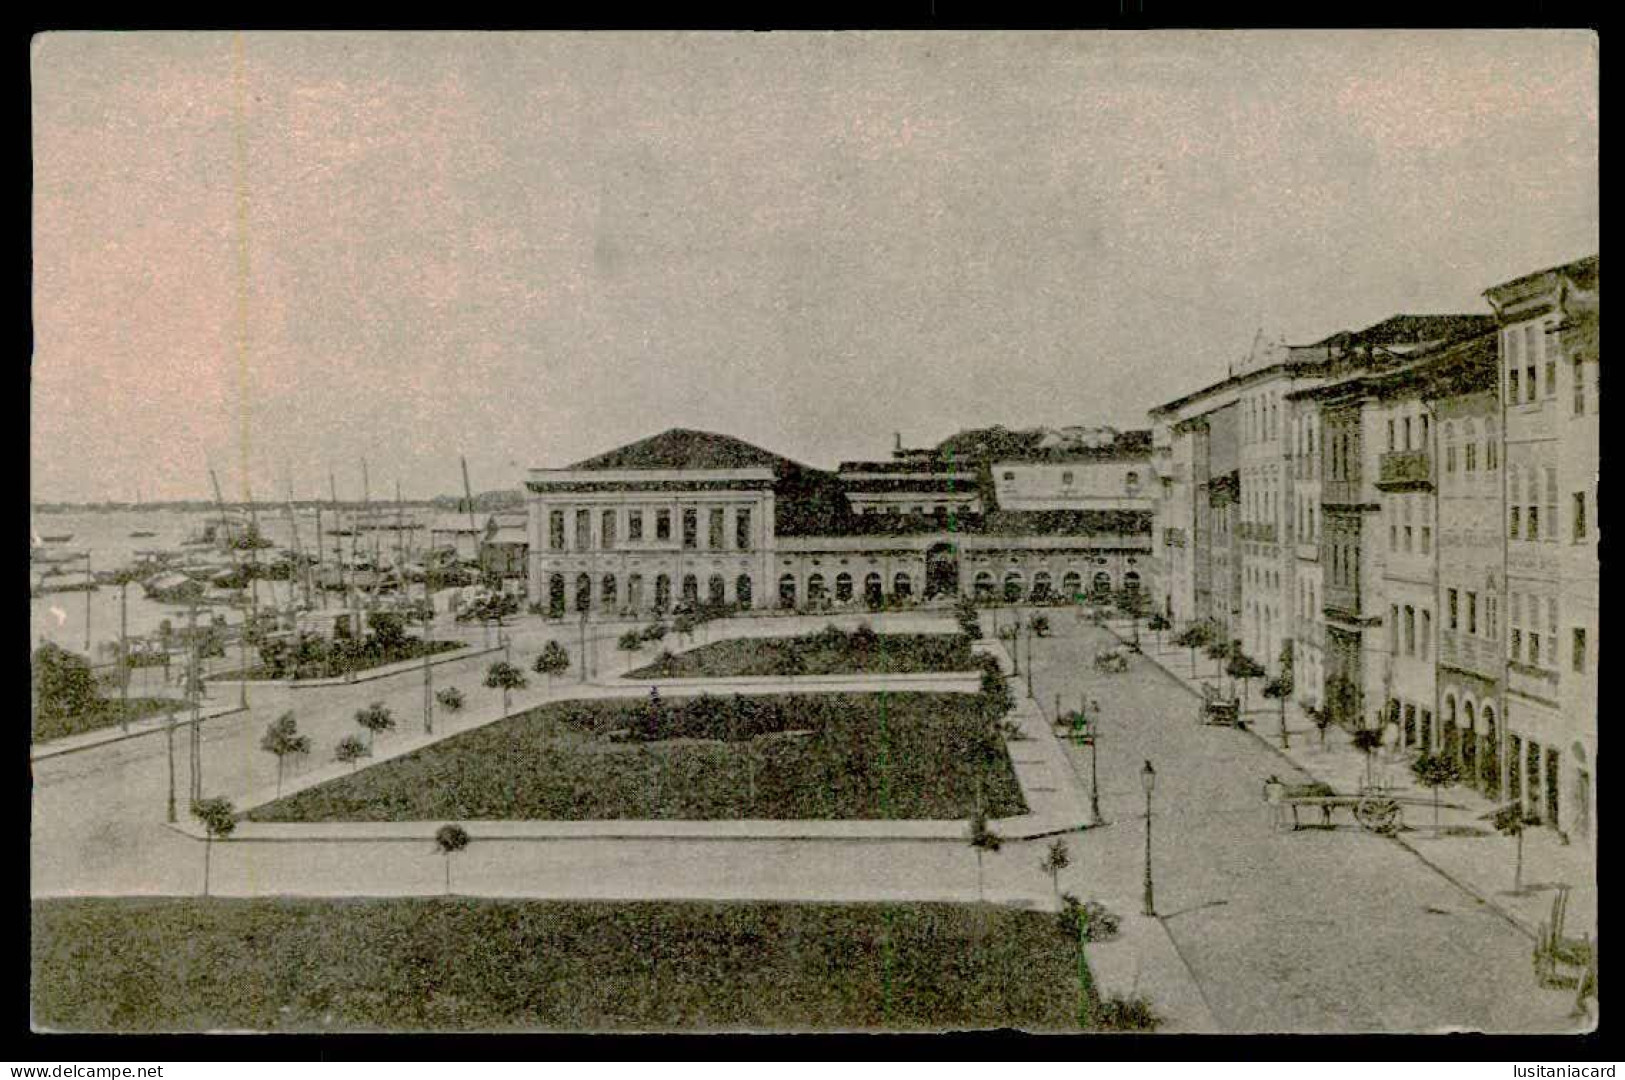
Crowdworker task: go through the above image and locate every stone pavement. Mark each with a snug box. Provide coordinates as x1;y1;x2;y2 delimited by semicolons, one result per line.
1098;617;1598;947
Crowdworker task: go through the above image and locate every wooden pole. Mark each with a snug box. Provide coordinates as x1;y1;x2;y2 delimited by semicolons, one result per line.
119;580;129;733
83;552;92;654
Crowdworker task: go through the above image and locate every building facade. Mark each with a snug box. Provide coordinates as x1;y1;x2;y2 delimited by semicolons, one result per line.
1486;255;1598;841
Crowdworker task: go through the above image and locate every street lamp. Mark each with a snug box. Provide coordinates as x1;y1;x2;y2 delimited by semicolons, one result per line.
1024;618;1035;699
1141;759;1157;917
1073;697;1103;826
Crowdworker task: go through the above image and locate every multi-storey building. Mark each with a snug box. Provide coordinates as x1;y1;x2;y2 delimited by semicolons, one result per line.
527;426;1156;619
1485;255;1598;840
1428;342;1504;796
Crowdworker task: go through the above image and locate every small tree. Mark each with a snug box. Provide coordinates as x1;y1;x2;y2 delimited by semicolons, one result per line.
335;734;369;770
1041;839;1071;904
967;809;1003;903
193;796;236;896
485;660;528;714
1204;636;1231;680
1227;650;1266;710
672;611;699;645
435;823;470;895
259;711;311;797
31;642;101;722
1304;701;1334;748
435;686;465;714
354;701;396;751
618;629;643;654
1262;672;1294;749
1172;624;1208;676
1411;752;1465;837
533;641;570;688
1490;803;1540;894
1146;612;1171;651
1351;726;1384;788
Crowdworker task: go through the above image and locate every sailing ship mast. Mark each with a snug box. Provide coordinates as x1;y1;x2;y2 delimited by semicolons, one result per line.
461;456;479;579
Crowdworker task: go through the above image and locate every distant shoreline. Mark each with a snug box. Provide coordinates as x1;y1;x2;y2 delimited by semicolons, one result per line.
32;494;522;514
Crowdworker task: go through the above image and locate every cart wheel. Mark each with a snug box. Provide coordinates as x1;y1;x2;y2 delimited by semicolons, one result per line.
1355;795;1400;835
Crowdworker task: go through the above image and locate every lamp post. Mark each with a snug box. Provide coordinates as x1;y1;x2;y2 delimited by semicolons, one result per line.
578;610;588;683
1073;697;1103;826
1141;759;1157;917
1024;618;1035;699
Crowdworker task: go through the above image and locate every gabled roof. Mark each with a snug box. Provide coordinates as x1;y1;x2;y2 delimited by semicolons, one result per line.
568;428;799;471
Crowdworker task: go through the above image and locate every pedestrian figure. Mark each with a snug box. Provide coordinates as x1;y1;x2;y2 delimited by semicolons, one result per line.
1263;775;1287;831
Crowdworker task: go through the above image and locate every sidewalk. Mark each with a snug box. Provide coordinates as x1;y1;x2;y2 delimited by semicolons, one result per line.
1099;617;1597;946
31;699;248;762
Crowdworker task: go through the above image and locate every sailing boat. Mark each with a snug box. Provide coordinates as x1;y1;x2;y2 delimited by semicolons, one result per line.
129;484;157;537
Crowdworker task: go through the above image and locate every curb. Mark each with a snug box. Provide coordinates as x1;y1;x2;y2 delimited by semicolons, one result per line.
31;706;250;763
206;643;505;691
1100;621;1543;944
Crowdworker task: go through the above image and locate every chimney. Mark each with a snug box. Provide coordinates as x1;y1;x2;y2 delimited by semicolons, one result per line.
894;432;902;452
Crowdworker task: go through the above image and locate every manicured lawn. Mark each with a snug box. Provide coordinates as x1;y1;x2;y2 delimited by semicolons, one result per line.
31;696;188;744
248;692;1026;822
624;629;976;679
32;897;1093;1031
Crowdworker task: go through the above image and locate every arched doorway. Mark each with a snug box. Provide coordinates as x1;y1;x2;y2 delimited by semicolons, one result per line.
893;572;912;599
835;573;853;602
1031;571;1052;602
778;574;797;608
1570;742;1591;839
655;574;671;612
708;574;726;606
601;573;618;610
1062;570;1082;601
627;573;644;613
864;572;883;606
1002;571;1023;603
1442;695;1459;765
547;573;566;618
735;575;752;609
681;574;699;606
1091;571;1112;600
1123;570;1142;601
1481;706;1500;798
1462;700;1478;779
808;574;827;604
925;542;959;598
574;573;592;613
973;571;995;600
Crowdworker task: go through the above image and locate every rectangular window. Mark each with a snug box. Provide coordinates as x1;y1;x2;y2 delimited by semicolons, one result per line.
1510;506;1520;539
736;508;752;551
1574;358;1586;415
1546;360;1557;399
628;510;644;541
1390;522;1398;551
1545;468;1557;541
1405;607;1416;656
1574;492;1587;541
1446;445;1456;473
1526;364;1537;403
1529;631;1541;667
1404;526;1413;553
575;509;591;551
1421;415;1429;447
1528;505;1539;540
1421;526;1431;554
708;507;725;550
1511;628;1522;661
548;510;565;550
601;510;617;550
1390;605;1399;654
1509;367;1520;404
1387;419;1396;451
1448;588;1458;630
1421;610;1430;660
656;509;671;541
1404;417;1412;450
1574;627;1587;673
682;508;698;549
1487;595;1498;637
1465;443;1476;472
1467;592;1478;636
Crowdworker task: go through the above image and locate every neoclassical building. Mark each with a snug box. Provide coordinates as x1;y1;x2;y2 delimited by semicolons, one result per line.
526;427;1156;618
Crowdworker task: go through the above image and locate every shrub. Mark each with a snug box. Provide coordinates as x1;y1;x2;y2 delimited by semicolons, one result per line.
435;686;465;712
639;622;668;643
618;630;643;652
1097;993;1160;1031
1056;894;1122;942
334;735;369;770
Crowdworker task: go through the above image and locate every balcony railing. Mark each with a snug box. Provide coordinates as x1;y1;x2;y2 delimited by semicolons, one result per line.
1376;449;1433;491
1237;522;1278;543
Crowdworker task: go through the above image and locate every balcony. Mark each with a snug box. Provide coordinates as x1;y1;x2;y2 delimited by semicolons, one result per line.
1375;449;1433;492
1237;522;1277;543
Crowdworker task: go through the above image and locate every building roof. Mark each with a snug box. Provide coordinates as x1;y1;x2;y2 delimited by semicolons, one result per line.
1302;314;1496;351
568;428;799;471
429;513;485;534
1484;254;1599;304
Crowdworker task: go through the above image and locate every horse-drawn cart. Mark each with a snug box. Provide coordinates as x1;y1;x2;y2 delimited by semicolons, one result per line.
1093;647;1128;674
1264;778;1408;835
1198;682;1244;728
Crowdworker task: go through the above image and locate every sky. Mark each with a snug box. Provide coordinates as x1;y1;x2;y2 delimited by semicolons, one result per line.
32;30;1598;503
